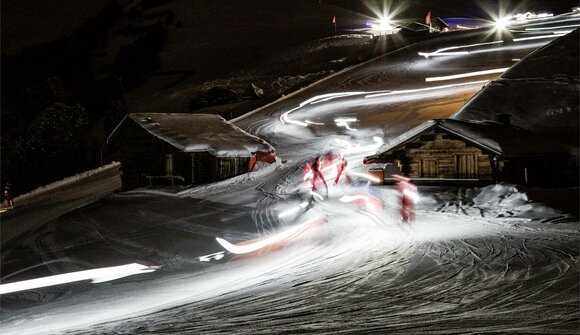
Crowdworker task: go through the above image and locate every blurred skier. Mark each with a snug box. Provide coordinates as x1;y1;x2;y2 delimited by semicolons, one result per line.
310;156;328;196
395;175;417;223
334;154;351;185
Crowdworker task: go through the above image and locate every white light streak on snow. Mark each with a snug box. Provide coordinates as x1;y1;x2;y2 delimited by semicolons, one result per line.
403;189;420;203
418;40;503;58
512;34;563;42
305;120;324;125
365;80;490;98
0;263;157;295
339;194;379;211
335;117;358;131
425;69;508;82
198;251;225;262
525;24;580;31
349;172;382;183
215;217;322;254
278;202;310;218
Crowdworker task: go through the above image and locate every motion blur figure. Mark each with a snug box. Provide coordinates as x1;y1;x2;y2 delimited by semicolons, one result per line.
310;156;328;196
334;154;351;185
395;175;417;223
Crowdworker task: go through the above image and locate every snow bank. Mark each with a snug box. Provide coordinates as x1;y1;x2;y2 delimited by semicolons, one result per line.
420;183;569;222
12;162;122;208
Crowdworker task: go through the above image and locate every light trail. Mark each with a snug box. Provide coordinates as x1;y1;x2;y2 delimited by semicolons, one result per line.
349;171;382;183
0;263;158;295
365;80;489;98
418;40;504;58
281;80;491;127
425;68;508;82
215;217;323;254
278;202;310;218
512;34;564;42
525;24;580;31
198;251;225;262
339;194;381;212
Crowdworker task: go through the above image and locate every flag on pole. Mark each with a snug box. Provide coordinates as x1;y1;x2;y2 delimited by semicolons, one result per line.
425;11;431;25
332;16;336;24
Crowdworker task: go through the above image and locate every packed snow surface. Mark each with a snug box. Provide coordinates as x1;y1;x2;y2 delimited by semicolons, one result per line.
1;11;578;335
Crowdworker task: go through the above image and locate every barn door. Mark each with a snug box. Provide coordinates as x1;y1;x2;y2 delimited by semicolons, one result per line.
456;154;477;178
165;154;173;176
420;159;438;178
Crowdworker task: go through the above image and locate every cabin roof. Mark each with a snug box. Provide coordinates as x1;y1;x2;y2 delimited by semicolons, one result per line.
109;113;274;157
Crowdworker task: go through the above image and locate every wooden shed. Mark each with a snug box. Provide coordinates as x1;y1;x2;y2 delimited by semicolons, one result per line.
107;113;275;188
364;118;571;186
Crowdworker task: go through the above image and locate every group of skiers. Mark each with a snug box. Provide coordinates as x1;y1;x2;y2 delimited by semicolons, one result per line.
305;153;416;223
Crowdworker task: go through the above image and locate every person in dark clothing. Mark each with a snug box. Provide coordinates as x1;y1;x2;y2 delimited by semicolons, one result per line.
4;183;14;209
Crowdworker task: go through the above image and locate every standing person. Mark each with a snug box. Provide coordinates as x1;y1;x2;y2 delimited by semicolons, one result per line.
395;175;417;223
4;183;14;209
334;154;351;185
310;156;328;196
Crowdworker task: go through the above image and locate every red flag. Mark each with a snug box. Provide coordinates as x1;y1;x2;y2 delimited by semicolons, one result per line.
425;11;431;25
332;15;336;24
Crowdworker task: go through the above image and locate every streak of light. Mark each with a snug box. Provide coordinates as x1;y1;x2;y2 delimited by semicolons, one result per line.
339;194;381;212
403;189;420;203
512;58;521;61
349;171;382;183
525;24;580;30
305;120;324;125
310;190;325;202
365;80;490;98
278;202;310;218
335;117;358;131
215;217;323;254
198;251;225;262
0;263;158;295
418;40;504;58
425;68;508;82
512;34;564;42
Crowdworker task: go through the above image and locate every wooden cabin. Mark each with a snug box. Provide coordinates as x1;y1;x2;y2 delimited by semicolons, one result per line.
107;113;275;189
364;118;571;186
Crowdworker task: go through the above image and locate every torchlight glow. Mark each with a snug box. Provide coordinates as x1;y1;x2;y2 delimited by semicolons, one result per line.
0;263;157;295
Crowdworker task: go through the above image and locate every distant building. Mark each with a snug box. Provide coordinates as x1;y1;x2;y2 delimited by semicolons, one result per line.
107;113;275;188
364;116;573;186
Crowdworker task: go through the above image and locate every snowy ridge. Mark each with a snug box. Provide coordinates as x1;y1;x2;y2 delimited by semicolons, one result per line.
11;162;121;208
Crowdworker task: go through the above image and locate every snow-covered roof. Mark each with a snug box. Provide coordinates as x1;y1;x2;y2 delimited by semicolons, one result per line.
450;29;579;154
121;113;274;157
366;118;567;163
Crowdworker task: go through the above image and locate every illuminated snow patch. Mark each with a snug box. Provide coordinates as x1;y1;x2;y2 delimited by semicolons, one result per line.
0;263;158;295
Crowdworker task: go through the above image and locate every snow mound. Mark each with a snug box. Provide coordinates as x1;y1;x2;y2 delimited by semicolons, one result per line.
420;184;568;222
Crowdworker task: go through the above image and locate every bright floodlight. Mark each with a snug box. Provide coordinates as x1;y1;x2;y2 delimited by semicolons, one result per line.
495;16;511;29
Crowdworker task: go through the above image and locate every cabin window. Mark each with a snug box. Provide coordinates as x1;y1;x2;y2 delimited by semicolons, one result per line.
455;154;477;178
420;159;438;178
